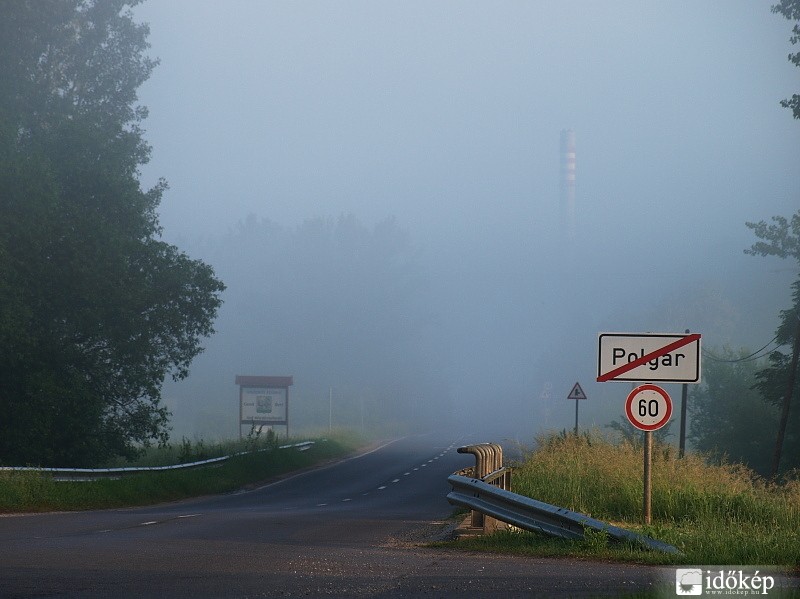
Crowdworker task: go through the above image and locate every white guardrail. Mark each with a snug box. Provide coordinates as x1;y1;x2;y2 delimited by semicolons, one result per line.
0;441;315;481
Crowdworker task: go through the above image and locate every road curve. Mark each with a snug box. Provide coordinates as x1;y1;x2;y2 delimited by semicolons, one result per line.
0;433;668;598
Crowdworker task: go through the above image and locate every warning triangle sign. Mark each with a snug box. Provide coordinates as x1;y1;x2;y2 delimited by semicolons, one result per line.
567;382;587;400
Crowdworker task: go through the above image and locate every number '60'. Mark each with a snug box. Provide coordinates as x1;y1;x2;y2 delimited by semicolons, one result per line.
638;398;659;418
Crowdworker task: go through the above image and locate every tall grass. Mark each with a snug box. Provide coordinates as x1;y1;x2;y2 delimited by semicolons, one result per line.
0;431;362;513
103;425;293;467
498;430;800;566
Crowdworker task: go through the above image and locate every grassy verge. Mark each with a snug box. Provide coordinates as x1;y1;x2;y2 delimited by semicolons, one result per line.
0;431;363;513
445;431;800;570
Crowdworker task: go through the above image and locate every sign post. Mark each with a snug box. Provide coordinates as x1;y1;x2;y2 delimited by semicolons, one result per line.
567;382;587;435
624;384;673;432
598;332;701;525
625;383;673;525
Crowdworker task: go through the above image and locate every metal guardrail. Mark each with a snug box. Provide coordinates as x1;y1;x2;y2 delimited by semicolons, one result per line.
456;443;512;531
447;473;680;554
457;443;504;480
0;441;316;482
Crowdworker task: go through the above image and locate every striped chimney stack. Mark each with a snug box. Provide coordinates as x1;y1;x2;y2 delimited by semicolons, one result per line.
560;129;576;240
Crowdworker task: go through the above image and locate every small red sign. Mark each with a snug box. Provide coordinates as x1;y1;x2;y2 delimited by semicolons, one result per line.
625;384;672;431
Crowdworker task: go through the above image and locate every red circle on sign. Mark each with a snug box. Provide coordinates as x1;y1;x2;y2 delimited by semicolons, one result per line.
625;384;672;431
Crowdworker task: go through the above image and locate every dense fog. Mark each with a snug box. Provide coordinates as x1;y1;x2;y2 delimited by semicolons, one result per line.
131;1;799;442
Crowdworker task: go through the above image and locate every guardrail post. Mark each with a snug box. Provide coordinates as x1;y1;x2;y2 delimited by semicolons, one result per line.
457;443;511;533
458;445;484;527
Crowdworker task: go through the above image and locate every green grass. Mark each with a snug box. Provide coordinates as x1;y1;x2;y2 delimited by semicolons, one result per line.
446;431;800;571
0;431;362;513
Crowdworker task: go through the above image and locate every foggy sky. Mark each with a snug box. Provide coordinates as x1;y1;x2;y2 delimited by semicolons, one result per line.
131;1;800;440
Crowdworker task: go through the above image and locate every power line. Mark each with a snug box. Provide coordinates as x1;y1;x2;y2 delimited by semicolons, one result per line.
701;335;780;363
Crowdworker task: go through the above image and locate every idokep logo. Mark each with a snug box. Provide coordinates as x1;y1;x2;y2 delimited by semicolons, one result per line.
674;568;777;596
675;569;703;595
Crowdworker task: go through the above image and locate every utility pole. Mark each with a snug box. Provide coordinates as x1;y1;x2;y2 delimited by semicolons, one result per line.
679;328;690;458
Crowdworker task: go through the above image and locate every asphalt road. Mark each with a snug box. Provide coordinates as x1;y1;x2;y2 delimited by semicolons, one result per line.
0;434;672;598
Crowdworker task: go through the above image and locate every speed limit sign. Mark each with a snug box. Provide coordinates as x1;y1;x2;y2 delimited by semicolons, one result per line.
625;384;672;431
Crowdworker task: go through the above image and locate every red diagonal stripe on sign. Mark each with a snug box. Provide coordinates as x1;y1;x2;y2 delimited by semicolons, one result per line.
597;333;701;382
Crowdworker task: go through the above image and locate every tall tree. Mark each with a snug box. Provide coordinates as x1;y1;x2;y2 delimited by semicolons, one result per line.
688;348;778;476
745;211;800;476
0;1;224;466
772;0;800;119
